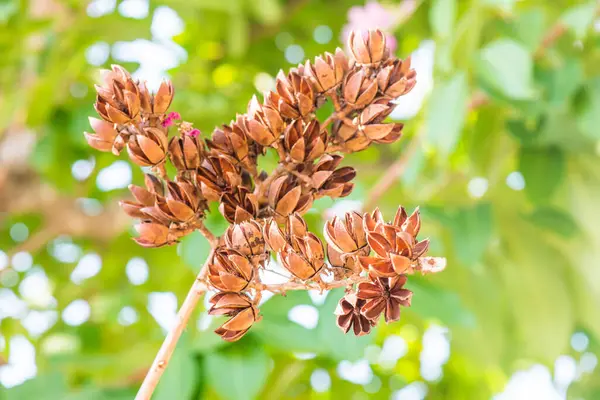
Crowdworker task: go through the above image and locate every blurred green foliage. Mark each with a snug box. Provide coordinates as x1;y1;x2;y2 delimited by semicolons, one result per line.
1;0;600;398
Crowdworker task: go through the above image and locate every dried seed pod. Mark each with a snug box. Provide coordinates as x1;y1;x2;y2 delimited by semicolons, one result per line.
219;186;259;223
208;292;258;342
311;155;355;199
206;116;257;171
138;80;174;116
127;127;169;167
359;207;429;277
279;232;325;281
324;211;369;272
356;276;412;323
267;175;313;223
120;174;164;219
303;48;349;93
94;65;141;124
347;29;389;66
265;71;315;120
197;154;243;201
168;134;205;171
84;117;123;155
343;70;378;108
335;293;374;336
224;219;265;258
244;96;285;147
283;119;327;163
263;213;308;253
133;222;175;248
141;179;207;225
377;57;417;98
207;248;255;292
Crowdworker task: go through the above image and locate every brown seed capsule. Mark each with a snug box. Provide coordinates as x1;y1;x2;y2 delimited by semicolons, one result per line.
356;275;412;323
133;222;175;248
197;154;243;202
219;186;259;223
347;29;389;66
263;213;308;253
324;211;369;272
311;155;355;199
343;70;378;108
137;79;174;116
244;96;285;147
303;48;349;93
359;207;429;277
335;293;374;336
377;57;417;98
267;175;313;223
168;134;205;171
265;71;315;120
127;127;169;167
208;292;258;342
224;219;265;258
283;119;327;163
141;179;207;225
206;116;257;171
120;174;164;220
94;65;141;124
84;117;122;154
279;232;325;281
207;248;255;292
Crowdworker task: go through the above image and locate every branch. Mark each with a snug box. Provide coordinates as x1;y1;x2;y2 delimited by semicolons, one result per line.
135;249;214;400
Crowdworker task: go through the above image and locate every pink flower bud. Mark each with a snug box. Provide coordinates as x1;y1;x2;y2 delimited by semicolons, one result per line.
168;112;181;120
187;129;201;138
161;117;173;127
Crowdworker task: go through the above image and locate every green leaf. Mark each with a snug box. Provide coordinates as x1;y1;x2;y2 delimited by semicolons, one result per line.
153;333;199;400
506;9;546;51
408;281;475;326
527;207;579;238
477;39;535;100
577;78;600;139
519;146;565;204
426;72;469;154
204;340;269;400
429;0;456;39
178;231;211;273
560;2;596;39
449;203;493;265
5;373;67;400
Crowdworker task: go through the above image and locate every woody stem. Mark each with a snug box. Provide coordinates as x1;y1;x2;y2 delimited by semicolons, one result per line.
322;104;353;131
135;249;214;400
197;221;219;248
253;274;370;293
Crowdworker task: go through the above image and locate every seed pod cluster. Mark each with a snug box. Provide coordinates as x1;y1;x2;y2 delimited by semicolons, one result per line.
84;29;445;343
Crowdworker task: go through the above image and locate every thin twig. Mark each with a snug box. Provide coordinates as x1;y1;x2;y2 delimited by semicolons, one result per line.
197;221;219;247
135;249;214;400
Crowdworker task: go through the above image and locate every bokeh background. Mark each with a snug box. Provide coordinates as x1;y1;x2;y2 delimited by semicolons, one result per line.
1;0;600;398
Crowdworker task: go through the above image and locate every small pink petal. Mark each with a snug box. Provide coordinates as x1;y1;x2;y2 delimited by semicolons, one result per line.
168;112;181;120
187;129;200;138
161;117;173;127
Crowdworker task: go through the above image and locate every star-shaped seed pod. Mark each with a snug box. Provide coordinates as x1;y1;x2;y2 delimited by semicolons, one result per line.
120;174;164;220
343;69;378;109
347;29;389;67
208;292;259;342
94;65;141;125
377;57;417;99
263;213;308;253
207;248;255;292
244;95;285;147
224;219;266;259
168;133;205;171
207;115;259;171
219;186;260;223
127;126;169;167
265;70;315;120
324;211;370;273
196;154;244;202
137;79;174;116
84;117;123;155
279;231;325;281
267;175;313;223
140;179;207;226
359;207;429;277
335;293;374;336
356;275;412;323
283;119;327;163
302;49;349;93
311;155;356;199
